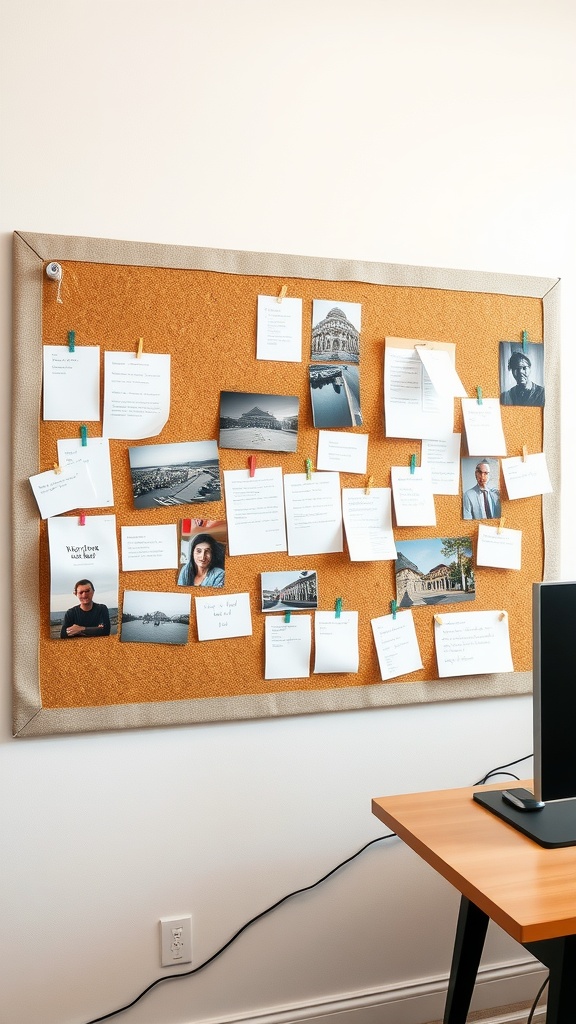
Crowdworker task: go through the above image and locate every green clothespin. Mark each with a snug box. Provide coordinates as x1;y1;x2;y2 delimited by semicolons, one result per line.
390;600;397;620
305;458;313;480
476;386;483;405
68;330;75;353
80;424;88;447
284;610;291;623
335;597;343;619
410;454;416;475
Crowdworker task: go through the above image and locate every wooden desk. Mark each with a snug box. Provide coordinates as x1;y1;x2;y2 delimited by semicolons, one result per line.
372;782;576;1023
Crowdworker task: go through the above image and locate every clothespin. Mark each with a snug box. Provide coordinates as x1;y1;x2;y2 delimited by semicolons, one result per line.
365;475;374;495
434;614;443;625
79;512;86;526
276;285;288;303
305;458;313;480
137;337;144;359
68;330;75;353
390;599;397;620
409;454;416;475
80;424;88;447
497;517;505;535
248;455;257;478
522;444;528;463
284;610;291;623
476;386;483;405
335;597;343;619
522;330;529;353
499;610;507;621
53;463;62;474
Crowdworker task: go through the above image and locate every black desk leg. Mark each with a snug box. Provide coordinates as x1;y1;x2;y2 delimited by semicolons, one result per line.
525;934;576;1024
443;896;489;1024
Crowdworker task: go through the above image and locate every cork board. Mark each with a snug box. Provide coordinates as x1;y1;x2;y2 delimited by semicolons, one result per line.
12;231;561;737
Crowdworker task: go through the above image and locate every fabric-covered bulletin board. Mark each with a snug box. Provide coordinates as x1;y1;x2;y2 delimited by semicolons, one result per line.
12;231;560;736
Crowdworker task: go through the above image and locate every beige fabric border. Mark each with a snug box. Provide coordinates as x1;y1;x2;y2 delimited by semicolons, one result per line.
12;231;561;737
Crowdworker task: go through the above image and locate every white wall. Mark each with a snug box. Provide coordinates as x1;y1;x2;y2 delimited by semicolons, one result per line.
1;3;574;1023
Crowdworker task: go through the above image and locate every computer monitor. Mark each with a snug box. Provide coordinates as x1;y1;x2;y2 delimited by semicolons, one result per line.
533;580;576;802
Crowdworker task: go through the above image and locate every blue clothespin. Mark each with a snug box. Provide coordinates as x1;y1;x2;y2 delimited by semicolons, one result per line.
390;600;397;620
335;597;343;619
410;454;416;475
476;386;483;405
80;424;88;447
284;610;291;623
522;330;528;353
68;330;75;353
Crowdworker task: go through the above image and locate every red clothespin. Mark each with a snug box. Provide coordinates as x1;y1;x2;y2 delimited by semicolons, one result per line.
79;512;86;526
248;455;257;478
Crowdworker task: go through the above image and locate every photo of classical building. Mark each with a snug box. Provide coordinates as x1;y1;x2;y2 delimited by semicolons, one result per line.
311;300;361;364
219;391;300;452
395;538;475;608
261;570;318;612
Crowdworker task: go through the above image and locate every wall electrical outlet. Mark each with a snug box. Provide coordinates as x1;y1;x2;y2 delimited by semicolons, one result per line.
160;915;192;967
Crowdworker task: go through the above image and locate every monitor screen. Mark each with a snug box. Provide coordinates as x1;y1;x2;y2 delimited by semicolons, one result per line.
533;581;576;802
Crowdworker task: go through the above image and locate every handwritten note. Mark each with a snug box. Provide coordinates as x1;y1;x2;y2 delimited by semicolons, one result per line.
314;611;359;673
371;610;423;681
501;452;552;500
43;345;100;422
103;351;170;439
421;434;462;495
195;592;253;641
256;294;303;362
390;466;436;526
434;610;513;677
284;472;343;556
342;487;396;561
265;615;311;679
461;398;507;456
57;437;114;508
476;524;522;570
223;467;287;555
316;431;368;474
30;463;97;519
121;525;178;571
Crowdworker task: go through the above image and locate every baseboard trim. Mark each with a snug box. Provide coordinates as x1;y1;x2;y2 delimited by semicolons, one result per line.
196;958;547;1024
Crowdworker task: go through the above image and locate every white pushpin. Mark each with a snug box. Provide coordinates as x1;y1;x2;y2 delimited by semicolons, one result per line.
45;262;63;303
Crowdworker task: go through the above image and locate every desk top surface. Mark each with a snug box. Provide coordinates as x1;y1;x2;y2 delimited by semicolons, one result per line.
372;782;576;944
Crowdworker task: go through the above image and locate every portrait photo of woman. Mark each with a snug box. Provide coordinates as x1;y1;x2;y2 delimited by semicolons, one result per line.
177;525;226;588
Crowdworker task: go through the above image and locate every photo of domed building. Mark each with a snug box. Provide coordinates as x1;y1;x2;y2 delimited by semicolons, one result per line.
311;300;360;364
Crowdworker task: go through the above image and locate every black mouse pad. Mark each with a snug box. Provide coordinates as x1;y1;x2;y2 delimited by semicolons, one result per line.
473;790;576;848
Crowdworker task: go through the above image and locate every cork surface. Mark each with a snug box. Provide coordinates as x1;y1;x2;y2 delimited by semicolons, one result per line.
36;261;543;708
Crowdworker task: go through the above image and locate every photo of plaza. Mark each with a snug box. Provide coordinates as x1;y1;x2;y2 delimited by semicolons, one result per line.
311;300;361;364
219;391;299;452
128;440;221;509
261;570;318;612
395;537;475;608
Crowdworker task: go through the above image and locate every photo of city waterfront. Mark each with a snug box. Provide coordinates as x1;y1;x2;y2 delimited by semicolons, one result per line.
309;364;362;428
128;440;221;509
121;590;191;645
219;391;299;452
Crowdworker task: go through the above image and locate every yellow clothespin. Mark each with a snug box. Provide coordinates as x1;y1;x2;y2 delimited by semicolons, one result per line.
305;458;313;480
522;444;528;463
497;517;505;535
53;463;62;474
434;614;443;625
137;337;144;359
277;285;288;303
365;475;374;495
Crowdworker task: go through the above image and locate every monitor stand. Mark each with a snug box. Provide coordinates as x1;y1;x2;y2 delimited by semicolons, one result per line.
473;789;576;848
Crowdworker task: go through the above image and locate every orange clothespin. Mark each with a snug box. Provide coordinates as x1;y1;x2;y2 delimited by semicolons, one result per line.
499;611;507;621
248;455;257;478
277;285;288;303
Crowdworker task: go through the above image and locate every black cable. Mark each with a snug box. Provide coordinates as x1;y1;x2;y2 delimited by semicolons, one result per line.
526;974;549;1024
474;753;532;786
82;832;397;1024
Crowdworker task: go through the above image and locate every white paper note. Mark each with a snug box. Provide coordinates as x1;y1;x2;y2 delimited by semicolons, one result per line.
103;351;170;439
434;610;513;677
314;611;359;673
121;525;178;571
223;467;287;555
501;452;553;500
43;345;100;422
30;463;97;519
56;437;114;508
256;294;303;362
284;472;343;556
461;398;507;456
390;467;436;526
265;615;312;679
421;434;462;495
195;592;253;641
371;610;423;681
384;339;455;439
415;346;467;398
316;431;368;474
476;524;522;570
342;487;396;561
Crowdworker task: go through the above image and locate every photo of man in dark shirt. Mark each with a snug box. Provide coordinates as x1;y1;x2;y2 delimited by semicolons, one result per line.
60;579;111;638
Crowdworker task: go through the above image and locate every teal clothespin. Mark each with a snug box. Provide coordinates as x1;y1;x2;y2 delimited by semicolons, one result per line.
522;330;528;353
68;330;75;353
410;454;416;475
390;600;397;620
80;424;88;447
476;386;483;405
335;597;343;619
284;610;291;623
305;458;313;480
